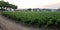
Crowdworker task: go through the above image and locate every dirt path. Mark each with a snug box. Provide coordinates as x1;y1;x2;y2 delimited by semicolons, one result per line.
0;15;40;30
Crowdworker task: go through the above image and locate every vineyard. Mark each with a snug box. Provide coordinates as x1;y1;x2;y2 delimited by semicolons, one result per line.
1;11;60;28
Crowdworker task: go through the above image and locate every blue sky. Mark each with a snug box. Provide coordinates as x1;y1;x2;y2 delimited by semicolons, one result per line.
4;0;60;9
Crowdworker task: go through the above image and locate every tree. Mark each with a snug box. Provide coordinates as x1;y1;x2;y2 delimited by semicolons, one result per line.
13;5;17;10
0;1;17;11
0;1;5;11
57;8;60;11
28;8;32;11
9;4;17;11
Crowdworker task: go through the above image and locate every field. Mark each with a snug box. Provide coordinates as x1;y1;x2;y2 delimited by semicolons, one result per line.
1;11;60;28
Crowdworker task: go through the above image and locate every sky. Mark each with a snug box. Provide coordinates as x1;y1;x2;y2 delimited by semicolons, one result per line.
4;0;60;9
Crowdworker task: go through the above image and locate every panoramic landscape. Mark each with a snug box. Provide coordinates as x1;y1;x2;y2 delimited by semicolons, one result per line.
0;0;60;30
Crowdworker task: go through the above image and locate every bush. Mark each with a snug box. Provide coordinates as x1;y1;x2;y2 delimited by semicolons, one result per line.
1;11;60;27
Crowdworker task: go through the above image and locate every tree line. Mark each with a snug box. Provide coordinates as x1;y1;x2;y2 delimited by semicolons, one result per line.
0;1;17;11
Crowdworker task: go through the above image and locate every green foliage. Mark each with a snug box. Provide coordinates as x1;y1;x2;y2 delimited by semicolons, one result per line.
0;1;17;11
28;8;32;11
1;11;60;27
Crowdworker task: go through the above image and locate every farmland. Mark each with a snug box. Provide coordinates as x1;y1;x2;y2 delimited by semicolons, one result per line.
1;11;60;28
